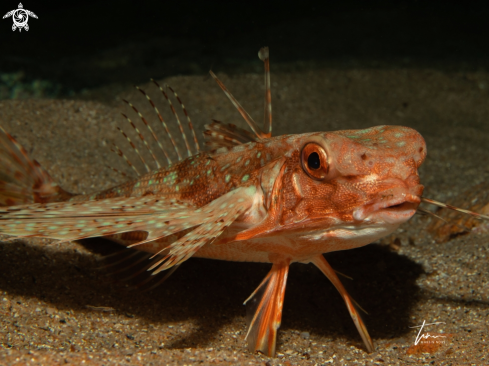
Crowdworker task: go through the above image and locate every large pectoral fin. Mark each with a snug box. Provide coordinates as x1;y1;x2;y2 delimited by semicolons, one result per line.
129;186;258;273
0;186;257;272
244;259;290;356
312;255;374;352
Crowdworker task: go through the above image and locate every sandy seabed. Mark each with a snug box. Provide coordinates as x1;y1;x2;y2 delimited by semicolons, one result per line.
0;66;488;365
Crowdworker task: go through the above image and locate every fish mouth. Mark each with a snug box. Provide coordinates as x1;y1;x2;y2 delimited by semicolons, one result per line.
353;191;421;225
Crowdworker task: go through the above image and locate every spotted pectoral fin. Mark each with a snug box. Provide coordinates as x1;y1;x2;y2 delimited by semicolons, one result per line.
0;186;258;271
244;260;290;356
130;186;258;273
204;120;258;149
0;196;197;242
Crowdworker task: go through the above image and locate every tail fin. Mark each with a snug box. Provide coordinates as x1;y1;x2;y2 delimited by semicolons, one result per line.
0;127;73;206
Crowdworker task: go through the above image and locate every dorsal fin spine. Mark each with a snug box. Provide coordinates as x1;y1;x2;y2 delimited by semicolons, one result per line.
116;126;150;173
166;84;201;154
110;142;141;176
136;86;182;161
209;70;266;139
121;112;161;169
152;80;192;158
258;47;272;138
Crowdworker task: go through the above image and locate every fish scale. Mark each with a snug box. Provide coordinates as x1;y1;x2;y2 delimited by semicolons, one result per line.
0;47;488;357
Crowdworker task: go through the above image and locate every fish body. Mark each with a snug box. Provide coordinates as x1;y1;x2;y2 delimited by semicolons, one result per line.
11;126;424;265
1;48;480;357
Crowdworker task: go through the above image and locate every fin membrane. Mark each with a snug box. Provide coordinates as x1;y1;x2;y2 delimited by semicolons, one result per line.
100;246;180;292
204;120;258;149
0;186;257;271
0;127;73;206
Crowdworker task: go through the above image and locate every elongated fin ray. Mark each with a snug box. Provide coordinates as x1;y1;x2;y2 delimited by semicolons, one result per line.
122;99;166;169
139;264;180;292
98;249;141;270
422;197;489;220
151;79;192;160
258;47;272;138
244;260;289;356
105;165;128;178
104;251;152;274
118;82;198;167
99;248;179;292
209;71;267;139
116;127;150;173
312;255;374;352
123;98;172;166
152;80;192;158
109;143;140;176
165;84;200;153
136;86;181;161
417;207;449;224
121;110;161;169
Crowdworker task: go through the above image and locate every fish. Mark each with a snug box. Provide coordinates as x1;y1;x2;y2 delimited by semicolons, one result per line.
0;47;487;357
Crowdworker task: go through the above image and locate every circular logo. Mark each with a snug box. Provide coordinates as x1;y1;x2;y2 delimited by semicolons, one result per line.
12;8;28;28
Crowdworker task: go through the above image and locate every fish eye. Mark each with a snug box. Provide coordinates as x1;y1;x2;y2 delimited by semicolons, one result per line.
308;152;320;169
301;143;329;180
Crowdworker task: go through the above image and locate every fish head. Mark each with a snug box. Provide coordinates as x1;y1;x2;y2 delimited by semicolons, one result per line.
273;125;427;250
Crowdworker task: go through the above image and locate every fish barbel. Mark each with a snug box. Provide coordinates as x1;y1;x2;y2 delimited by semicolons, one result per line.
0;48;487;357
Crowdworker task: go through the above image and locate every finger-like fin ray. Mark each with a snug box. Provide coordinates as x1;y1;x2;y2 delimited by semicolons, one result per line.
312;255;374;353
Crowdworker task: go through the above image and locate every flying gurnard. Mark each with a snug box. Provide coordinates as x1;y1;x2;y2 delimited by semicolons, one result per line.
0;48;486;356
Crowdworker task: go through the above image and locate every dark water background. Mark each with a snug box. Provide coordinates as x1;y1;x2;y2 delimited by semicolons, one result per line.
1;0;489;96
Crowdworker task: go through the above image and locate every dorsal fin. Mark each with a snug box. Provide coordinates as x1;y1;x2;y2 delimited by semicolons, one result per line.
166;84;200;154
109;143;141;176
116;126;150;173
109;82;202;175
209;46;273;142
203;120;258;149
259;47;272;137
152;79;193;158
